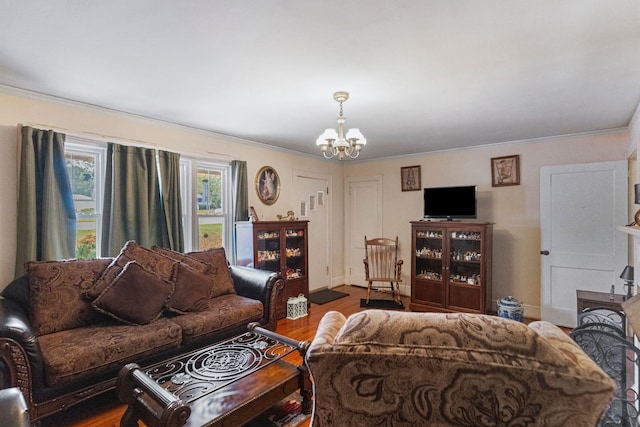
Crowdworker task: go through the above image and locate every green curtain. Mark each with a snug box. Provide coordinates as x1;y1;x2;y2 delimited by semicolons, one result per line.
231;160;248;264
231;160;248;222
158;150;184;251
101;143;164;256
15;126;76;277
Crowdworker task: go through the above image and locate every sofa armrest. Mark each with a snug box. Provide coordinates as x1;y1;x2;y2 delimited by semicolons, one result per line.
0;298;46;404
229;266;284;331
306;311;346;361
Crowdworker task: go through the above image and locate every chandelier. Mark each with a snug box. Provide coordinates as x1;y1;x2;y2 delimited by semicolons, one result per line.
316;91;366;160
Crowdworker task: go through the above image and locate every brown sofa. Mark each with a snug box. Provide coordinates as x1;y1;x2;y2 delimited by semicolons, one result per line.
0;242;283;423
306;310;616;427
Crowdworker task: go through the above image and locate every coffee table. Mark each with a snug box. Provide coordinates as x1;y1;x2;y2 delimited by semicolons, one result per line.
116;323;312;427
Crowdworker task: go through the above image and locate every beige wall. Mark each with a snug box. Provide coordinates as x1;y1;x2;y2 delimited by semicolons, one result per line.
344;131;630;318
0;91;345;287
0;89;634;320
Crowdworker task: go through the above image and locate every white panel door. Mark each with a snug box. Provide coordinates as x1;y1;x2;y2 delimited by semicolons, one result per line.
346;176;382;286
540;160;628;327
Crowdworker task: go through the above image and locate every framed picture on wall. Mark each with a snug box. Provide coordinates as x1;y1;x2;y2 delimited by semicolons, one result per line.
401;165;421;191
255;166;280;205
491;155;520;187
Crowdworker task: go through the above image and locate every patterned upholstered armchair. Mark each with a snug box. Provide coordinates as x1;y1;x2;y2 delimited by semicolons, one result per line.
305;310;615;427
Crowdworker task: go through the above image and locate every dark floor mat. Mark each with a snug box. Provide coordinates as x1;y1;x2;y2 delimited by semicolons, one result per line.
360;298;405;310
309;289;349;305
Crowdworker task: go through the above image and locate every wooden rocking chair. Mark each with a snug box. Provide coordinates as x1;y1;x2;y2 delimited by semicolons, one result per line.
363;236;403;305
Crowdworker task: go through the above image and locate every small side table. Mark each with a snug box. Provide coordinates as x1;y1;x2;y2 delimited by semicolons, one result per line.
576;290;624;314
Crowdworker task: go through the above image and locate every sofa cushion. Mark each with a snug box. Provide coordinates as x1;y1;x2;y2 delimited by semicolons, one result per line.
151;246;210;275
26;258;113;336
166;262;213;314
38;318;182;387
92;261;175;325
187;248;236;297
169;294;263;345
85;241;175;300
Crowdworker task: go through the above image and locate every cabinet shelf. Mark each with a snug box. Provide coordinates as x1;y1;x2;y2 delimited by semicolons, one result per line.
450;281;481;287
410;221;492;314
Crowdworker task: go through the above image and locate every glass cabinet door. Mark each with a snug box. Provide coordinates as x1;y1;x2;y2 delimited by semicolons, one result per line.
448;230;482;286
415;228;444;282
284;227;306;280
414;227;445;306
256;228;281;272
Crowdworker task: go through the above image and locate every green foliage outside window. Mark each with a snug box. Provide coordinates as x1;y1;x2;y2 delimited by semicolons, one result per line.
196;170;222;212
199;223;222;249
66;157;95;200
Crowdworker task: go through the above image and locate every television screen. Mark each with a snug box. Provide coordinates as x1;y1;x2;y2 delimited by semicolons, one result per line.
423;185;477;220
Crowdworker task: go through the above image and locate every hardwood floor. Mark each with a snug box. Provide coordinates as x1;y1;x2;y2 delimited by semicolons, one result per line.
40;285;558;427
41;285;390;427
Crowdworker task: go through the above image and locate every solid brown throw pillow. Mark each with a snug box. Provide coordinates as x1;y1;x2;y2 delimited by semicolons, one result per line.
166;262;213;314
92;261;175;325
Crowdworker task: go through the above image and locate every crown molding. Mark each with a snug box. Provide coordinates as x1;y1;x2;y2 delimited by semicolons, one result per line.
0;84;322;160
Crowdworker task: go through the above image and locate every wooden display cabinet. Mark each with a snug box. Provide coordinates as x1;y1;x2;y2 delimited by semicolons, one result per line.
235;220;309;319
410;221;493;314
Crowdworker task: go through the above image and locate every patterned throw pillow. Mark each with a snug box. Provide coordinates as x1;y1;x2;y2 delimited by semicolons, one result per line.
187;248;236;297
151;246;210;275
27;258;113;336
166;262;213;314
92;261;175;325
84;241;175;300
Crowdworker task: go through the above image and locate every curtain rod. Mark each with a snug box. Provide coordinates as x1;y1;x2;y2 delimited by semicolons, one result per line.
18;122;238;161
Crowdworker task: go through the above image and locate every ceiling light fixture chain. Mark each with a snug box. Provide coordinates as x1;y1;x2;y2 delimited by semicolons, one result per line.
316;91;366;160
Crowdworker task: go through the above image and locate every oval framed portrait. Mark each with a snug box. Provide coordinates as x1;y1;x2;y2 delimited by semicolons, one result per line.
255;166;280;205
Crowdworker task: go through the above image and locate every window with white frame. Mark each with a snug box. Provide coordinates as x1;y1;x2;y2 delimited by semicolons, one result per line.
64;140;232;258
180;158;232;252
64;140;106;259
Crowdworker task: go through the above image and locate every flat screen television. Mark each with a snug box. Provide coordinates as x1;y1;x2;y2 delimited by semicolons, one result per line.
423;185;477;221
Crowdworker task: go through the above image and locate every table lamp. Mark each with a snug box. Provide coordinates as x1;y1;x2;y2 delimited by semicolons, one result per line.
620;265;634;300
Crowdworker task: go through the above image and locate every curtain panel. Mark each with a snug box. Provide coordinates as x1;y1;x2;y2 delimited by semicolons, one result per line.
230;160;248;263
101;144;164;256
231;160;248;222
15;126;76;277
158;150;184;252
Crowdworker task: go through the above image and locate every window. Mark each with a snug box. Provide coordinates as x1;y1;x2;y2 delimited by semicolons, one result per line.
64;141;232;259
64;141;106;259
181;159;232;251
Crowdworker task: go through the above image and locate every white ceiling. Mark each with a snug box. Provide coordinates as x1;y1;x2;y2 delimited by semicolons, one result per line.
1;1;639;161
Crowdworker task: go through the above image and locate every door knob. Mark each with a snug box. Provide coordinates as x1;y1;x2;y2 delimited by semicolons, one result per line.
540;250;550;255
